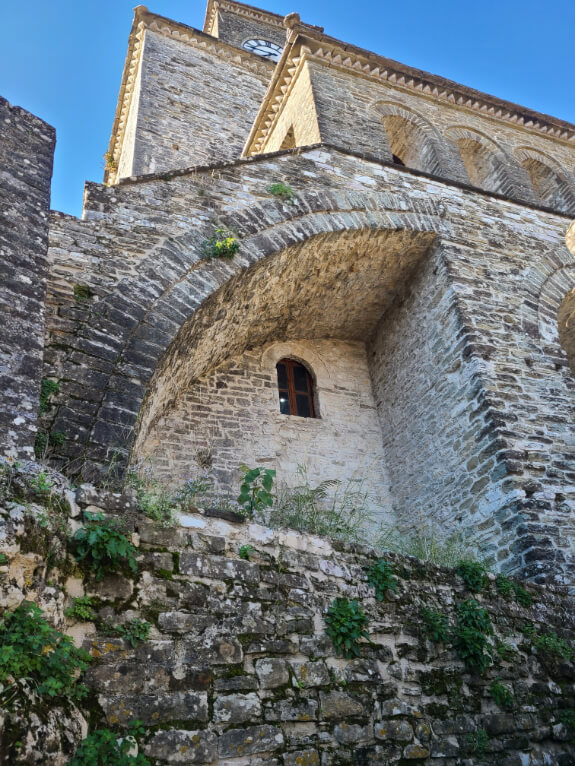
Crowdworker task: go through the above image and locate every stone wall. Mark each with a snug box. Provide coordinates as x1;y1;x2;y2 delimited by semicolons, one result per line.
368;247;487;539
2;465;575;764
0;96;55;459
140;339;392;518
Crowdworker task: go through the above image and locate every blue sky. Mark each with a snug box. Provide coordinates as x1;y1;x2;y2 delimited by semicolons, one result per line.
1;0;574;217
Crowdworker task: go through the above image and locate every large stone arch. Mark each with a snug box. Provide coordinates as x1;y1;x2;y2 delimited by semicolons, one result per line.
49;189;445;480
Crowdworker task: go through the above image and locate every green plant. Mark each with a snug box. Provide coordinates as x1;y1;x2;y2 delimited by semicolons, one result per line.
103;151;118;171
267;467;374;544
28;471;54;493
453;598;493;674
0;601;89;709
65;596;97;622
533;631;573;662
421;607;449;643
490;679;514;709
127;466;212;526
0;553;8;565
70;722;149;766
495;574;513;598
559;710;575;743
512;582;533;607
466;728;489;758
71;512;138;581
239;544;255;561
365;559;397;601
380;525;479;568
109;619;151;648
39;377;59;414
73;284;93;302
324;597;369;659
237;466;275;517
202;228;240;260
34;429;65;459
495;639;517;662
266;182;295;203
457;560;488;593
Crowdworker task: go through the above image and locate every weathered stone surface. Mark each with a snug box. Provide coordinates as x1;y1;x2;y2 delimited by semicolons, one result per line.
290;660;330;688
320;691;367;720
218;724;284;757
99;692;208;725
255;657;290;688
145;729;217;763
265;697;319;722
213;692;262;724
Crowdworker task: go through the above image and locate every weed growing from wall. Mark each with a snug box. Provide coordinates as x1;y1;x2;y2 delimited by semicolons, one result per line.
453;598;493;674
39;378;59;413
71;512;138;581
202;229;239;259
457;560;488;593
108;619;151;648
266;182;295;203
237;466;275;517
325;597;369;658
365;559;397;601
239;544;255;561
70;722;149;766
0;601;90;710
490;679;514;709
421;607;449;643
65;596;98;622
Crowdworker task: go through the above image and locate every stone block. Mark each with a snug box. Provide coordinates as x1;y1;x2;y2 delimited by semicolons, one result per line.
320;691;367;720
255;658;290;689
145;729;217;763
218;724;284;757
213;692;262;724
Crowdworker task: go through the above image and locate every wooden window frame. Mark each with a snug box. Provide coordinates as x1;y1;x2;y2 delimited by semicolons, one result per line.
276;358;316;418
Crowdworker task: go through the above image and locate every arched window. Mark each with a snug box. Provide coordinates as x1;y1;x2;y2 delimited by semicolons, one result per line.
276;358;316;417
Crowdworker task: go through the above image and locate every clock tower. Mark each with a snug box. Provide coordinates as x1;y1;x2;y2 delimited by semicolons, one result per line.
203;0;287;54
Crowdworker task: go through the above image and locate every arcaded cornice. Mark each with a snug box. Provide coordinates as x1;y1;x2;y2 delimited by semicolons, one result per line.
204;0;285;37
105;5;274;185
245;15;575;156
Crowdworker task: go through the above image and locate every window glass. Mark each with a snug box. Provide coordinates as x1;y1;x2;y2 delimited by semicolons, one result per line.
275;359;316;418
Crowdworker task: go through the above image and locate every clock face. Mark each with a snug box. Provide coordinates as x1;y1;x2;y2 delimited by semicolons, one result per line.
242;38;283;62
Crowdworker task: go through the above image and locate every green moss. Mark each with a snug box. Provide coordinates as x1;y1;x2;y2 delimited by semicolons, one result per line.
73;284;94;302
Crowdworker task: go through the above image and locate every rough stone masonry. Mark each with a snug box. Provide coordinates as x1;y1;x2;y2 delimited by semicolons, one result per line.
3;2;575;582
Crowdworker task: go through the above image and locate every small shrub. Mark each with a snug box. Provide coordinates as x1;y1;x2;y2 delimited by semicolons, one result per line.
127;466;212;526
466;728;489;758
365;559;397;601
421;607;449;643
490;679;514;709
65;596;97;622
103;151;118;171
267;467;374;544
513;582;533;607
109;619;151;648
73;284;93;302
533;631;573;662
457;560;488;593
0;553;8;565
495;639;517;663
202;229;239;260
0;601;89;709
237;466;275;517
381;526;478;568
239;544;255;561
453;598;493;674
71;512;138;581
495;574;513;598
34;429;65;459
28;471;53;493
39;378;59;413
70;723;149;766
266;182;295;203
325;597;369;659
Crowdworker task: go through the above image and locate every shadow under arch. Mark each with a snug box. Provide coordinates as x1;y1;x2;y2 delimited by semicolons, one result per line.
445;125;514;196
132;225;438;461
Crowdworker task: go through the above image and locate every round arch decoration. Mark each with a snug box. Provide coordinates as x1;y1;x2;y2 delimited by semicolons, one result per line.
50;189;447;480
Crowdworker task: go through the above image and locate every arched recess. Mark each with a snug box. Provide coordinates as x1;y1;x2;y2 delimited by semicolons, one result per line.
536;264;575;350
133;226;438;458
445;126;515;196
558;288;575;373
369;102;444;176
47;188;445;481
515;147;575;214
